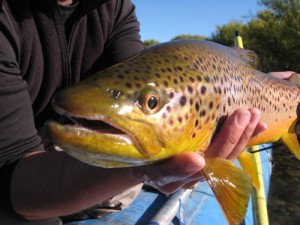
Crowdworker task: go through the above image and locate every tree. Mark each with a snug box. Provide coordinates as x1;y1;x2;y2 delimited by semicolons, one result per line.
209;0;300;72
245;0;300;71
171;34;208;41
210;20;245;46
143;39;160;48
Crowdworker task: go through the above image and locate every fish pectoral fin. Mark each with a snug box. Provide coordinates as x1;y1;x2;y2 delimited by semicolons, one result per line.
202;158;252;225
281;131;300;159
238;151;260;190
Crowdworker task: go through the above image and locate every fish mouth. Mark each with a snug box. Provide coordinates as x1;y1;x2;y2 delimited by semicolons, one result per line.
46;103;164;167
64;115;129;137
51;103;136;147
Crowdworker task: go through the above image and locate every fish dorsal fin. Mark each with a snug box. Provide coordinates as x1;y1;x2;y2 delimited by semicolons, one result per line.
281;130;300;160
238;151;260;190
233;47;258;69
287;73;300;87
202;158;252;225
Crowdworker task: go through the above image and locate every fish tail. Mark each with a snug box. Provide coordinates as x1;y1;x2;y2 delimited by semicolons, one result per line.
202;158;252;225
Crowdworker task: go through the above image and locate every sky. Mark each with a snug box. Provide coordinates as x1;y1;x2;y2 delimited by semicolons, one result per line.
132;0;265;42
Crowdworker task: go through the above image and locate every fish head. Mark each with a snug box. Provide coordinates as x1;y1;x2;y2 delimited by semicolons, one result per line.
46;41;221;167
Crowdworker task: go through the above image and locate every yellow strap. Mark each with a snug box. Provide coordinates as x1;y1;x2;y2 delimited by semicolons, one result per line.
234;30;269;225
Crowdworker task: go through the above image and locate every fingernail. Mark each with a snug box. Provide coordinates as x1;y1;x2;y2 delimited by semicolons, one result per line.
249;108;261;125
237;110;251;127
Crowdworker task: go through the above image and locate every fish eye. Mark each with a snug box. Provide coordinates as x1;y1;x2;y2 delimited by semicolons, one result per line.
137;88;162;114
147;95;158;110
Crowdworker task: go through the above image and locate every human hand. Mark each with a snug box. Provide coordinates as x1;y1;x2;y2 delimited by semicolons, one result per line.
130;108;267;194
268;71;297;79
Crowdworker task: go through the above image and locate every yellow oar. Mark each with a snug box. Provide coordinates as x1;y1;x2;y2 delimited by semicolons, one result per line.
234;30;269;225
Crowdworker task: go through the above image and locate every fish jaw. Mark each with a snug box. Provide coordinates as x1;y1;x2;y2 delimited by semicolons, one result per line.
48;79;164;159
45;120;156;167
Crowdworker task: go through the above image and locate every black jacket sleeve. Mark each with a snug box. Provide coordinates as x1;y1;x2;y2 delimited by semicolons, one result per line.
95;0;144;70
0;3;43;168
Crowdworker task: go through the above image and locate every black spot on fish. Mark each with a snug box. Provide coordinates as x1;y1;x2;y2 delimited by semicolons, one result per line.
195;102;200;112
180;96;187;106
195;119;199;127
205;76;211;83
185;113;189;120
155;73;161;78
178;66;183;71
117;74;124;79
187;86;193;93
189;77;195;83
213;86;218;93
166;106;171;113
179;76;184;83
178;117;183;123
201;86;207;95
228;97;231;106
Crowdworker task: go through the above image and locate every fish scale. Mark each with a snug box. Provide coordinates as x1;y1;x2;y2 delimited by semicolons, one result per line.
46;40;300;225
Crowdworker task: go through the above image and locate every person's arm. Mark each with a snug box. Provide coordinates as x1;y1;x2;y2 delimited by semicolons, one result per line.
0;0;143;220
11;107;265;220
11;151;140;220
95;0;144;71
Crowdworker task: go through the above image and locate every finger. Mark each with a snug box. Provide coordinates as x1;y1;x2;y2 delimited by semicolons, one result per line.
131;152;205;187
155;173;203;194
268;71;295;79
160;171;205;193
206;108;251;159
252;120;268;137
226;108;264;160
158;152;205;183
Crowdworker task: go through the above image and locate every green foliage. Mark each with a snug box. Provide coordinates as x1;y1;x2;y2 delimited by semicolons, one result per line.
143;39;160;48
171;34;208;41
210;0;300;72
210;20;245;46
244;0;300;71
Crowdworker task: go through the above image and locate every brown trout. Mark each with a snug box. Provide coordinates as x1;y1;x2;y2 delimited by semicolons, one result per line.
46;40;300;225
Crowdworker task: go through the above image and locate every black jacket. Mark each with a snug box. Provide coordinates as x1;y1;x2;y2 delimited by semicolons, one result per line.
0;0;144;166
